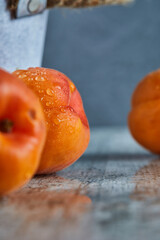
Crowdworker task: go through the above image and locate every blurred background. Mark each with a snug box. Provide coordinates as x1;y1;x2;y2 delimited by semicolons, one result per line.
43;0;160;127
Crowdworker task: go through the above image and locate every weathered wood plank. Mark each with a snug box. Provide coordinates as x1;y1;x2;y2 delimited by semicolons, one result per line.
1;154;160;240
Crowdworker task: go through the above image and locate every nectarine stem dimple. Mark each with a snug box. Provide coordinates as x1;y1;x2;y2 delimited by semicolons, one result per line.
0;119;13;133
28;110;36;120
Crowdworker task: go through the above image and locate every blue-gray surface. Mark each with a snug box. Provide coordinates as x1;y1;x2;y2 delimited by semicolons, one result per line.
1;154;160;240
43;0;160;126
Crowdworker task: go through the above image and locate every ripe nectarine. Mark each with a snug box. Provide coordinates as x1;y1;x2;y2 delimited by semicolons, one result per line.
13;67;90;173
128;69;160;153
0;69;46;195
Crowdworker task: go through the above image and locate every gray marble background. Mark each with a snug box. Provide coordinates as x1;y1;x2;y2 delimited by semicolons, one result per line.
43;0;160;127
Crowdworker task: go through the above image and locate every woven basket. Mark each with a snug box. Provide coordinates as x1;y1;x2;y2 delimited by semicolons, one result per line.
9;0;132;10
47;0;132;8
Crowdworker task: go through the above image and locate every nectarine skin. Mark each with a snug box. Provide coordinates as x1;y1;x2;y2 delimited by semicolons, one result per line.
13;67;90;173
128;69;160;153
0;69;46;195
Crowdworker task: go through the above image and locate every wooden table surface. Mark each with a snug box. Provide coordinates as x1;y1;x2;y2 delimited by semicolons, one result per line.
1;128;160;240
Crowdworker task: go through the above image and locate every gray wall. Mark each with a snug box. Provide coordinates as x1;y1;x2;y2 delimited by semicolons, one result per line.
43;0;160;127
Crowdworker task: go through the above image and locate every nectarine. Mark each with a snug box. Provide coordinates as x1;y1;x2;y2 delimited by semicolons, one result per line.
13;67;90;173
128;69;160;153
0;69;46;195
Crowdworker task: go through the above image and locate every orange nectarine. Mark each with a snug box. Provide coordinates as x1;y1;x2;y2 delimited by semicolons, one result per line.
13;67;90;173
0;69;46;195
128;69;160;153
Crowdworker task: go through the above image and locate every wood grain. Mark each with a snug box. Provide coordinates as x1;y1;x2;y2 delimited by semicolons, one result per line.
1;153;160;240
